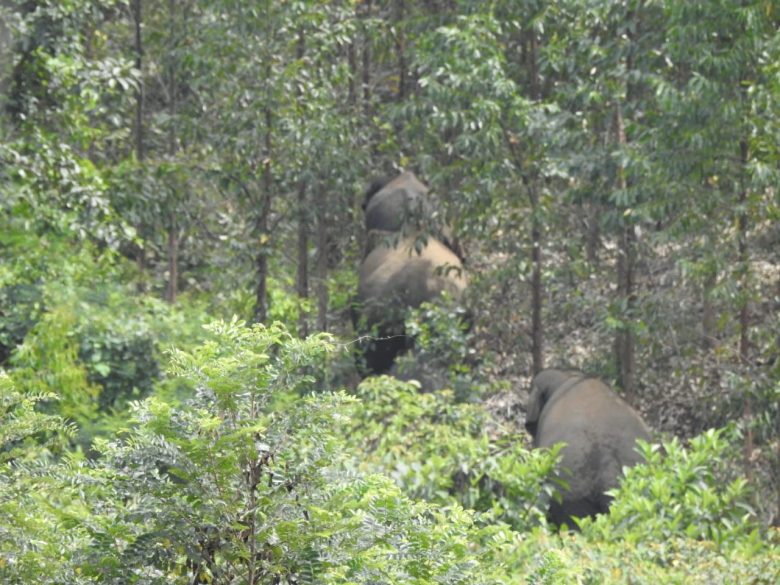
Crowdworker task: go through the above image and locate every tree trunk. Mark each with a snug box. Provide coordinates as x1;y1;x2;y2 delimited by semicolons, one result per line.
166;218;179;303
254;106;273;324
395;0;406;101
527;31;544;375
615;222;637;404
294;28;308;337
362;0;372;108
297;183;309;337
165;0;179;304
702;264;717;349
614;103;637;404
347;31;356;106
585;203;601;266
132;0;146;293
315;186;329;333
738;136;754;482
133;0;144;164
530;190;543;375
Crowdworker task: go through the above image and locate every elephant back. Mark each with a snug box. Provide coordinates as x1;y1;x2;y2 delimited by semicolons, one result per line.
357;236;467;328
536;378;650;452
527;370;651;526
526;369;584;436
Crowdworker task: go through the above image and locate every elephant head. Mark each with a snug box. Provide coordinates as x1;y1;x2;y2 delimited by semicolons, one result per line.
355;235;468;374
525;368;651;527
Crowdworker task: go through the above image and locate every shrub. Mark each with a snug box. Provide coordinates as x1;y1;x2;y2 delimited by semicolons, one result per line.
580;427;764;552
4;319;509;583
345;375;556;531
400;297;480;400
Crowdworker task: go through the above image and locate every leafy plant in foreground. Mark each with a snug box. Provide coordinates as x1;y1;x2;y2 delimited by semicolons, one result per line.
345;375;556;531
65;320;509;584
580;427;764;552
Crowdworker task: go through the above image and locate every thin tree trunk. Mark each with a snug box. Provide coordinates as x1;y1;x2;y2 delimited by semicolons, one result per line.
254;107;273;324
585;203;601;266
614;103;637;404
738;136;754;482
133;0;144;164
315;186;329;332
297;184;309;337
362;0;372;107
395;0;406;101
616;222;637;403
166;217;179;303
347;3;360;108
295;30;309;337
530;188;543;375
702;264;717;349
527;31;543;375
165;0;179;304
132;0;146;293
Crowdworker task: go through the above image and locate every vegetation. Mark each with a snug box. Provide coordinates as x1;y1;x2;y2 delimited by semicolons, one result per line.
1;0;778;582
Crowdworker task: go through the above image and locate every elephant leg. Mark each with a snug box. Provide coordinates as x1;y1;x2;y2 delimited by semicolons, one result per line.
595;492;614;515
548;497;600;530
362;331;411;375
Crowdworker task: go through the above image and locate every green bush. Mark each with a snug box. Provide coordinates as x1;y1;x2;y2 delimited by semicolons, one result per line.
76;301;159;412
1;324;778;584
0;320;517;583
10;304;102;439
345;375;555;531
580;428;764;552
0;283;44;366
0;372;86;583
399;297;479;400
513;531;780;585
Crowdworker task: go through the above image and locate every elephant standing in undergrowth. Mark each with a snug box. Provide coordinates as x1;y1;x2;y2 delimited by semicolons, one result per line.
354;171;467;375
525;368;652;528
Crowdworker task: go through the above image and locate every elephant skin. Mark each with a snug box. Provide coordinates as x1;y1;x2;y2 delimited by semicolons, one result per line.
356;235;467;374
363;171;433;234
525;368;651;527
363;171;458;257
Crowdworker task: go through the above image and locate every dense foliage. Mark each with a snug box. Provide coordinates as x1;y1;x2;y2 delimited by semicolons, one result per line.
1;0;778;582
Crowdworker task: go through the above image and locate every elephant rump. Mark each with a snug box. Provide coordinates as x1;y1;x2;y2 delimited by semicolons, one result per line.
525;369;651;528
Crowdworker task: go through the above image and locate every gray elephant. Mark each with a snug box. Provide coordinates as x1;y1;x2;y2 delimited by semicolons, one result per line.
356;234;467;374
525;368;651;527
363;171;433;233
363;171;458;257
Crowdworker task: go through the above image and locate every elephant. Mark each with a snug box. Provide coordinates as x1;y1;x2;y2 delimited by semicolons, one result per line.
362;171;458;257
363;171;434;234
355;234;467;374
525;368;652;528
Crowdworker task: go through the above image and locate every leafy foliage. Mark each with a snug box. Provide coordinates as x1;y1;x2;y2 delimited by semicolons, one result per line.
346;375;556;531
581;428;764;550
0;0;779;581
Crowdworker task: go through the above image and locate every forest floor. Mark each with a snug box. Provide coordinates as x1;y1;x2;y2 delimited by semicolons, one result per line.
466;223;780;525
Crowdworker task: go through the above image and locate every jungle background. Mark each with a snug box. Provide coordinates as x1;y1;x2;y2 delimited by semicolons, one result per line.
1;0;779;583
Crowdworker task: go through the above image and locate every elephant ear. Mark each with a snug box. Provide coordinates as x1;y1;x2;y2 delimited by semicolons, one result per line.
362;175;392;210
525;380;546;437
525;369;578;437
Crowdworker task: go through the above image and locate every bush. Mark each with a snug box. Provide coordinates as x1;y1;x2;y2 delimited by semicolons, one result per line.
1;320;516;583
1;324;778;584
345;375;555;531
0;283;44;366
398;297;479;400
580;427;764;552
76;300;159;412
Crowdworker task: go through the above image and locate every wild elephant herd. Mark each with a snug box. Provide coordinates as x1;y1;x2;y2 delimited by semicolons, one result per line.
351;171;652;528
